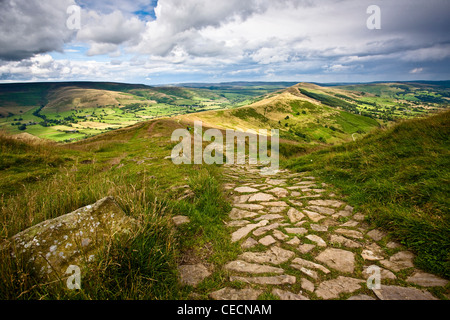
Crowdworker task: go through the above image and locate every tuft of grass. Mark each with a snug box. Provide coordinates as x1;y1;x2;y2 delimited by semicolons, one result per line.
285;111;450;278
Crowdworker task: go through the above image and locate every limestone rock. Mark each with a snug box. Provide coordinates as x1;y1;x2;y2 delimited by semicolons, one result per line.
406;271;449;287
268;187;289;198
272;288;309;300
301;278;315;292
248;193;276;202
329;235;362;248
253;223;280;237
254;214;284;222
380;251;415;272
7;197;137;279
315;276;364;300
234;187;259;193
239;246;295;265
347;295;376;301
285;227;308;235
373;285;437;300
287;207;305;223
305;235;327;247
367;229;387;242
210;288;262;300
229;208;258;220
306;206;335;215
224;260;284;274
231;220;269;242
303;210;325;223
259;235;276;246
234;204;265;211
178;264;211;287
291;257;330;274
308;200;344;208
335;228;364;239
315;248;355;273
273;230;289;241
231;275;296;285
362;265;397;280
241;237;258;249
298;244;316;254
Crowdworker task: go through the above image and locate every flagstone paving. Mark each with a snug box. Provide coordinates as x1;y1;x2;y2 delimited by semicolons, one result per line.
181;164;449;300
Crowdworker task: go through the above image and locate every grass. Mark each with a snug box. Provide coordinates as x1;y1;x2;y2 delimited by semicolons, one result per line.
0;119;236;299
285;110;450;278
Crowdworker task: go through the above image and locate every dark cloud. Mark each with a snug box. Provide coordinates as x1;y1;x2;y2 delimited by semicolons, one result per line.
0;0;76;61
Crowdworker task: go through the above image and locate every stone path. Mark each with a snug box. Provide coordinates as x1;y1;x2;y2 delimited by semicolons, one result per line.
205;164;449;300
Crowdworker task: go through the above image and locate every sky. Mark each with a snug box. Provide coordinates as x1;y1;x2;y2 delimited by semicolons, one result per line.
0;0;450;85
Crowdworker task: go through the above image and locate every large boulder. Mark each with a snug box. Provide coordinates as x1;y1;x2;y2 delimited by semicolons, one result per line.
4;197;137;280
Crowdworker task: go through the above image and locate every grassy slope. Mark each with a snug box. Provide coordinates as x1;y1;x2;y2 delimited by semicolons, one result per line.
0;119;235;299
285;111;450;277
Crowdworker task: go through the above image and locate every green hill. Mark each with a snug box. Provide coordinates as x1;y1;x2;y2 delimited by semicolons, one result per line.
286;110;450;277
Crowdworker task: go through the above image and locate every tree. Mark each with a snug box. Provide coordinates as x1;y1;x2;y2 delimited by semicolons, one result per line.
18;124;27;131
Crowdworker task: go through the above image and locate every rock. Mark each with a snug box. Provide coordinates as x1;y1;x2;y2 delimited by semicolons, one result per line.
367;229;387;242
362;265;397;280
335;228;364;239
172;215;191;226
308;200;344;208
259;235;276;246
286;237;301;246
310;224;328;232
361;249;384;261
254;214;284;222
6;197;137;279
233;204;265;211
231;275;296;285
233;194;251;204
268;187;289;198
295;267;319;280
272;288;309;300
285;227;308;235
380;251;415;272
386;241;402;249
347;295;376;301
329;235;362;248
291;257;331;274
241;237;258;249
239;246;295;265
224;260;284;274
267;206;286;214
315;276;364;300
231;220;269;243
229;208;259;220
253;223;280;237
406;271;449;287
234;187;259;193
353;213;365;221
226;220;250;228
259;201;289;207
272;230;289;241
315;248;355;273
298;244;316;254
340;220;359;228
287;207;305;223
305;235;327;247
265;179;286;186
301;279;315;292
303;210;325;223
210;288;262;300
306;206;335;215
178;264;211;287
373;285;437;300
248;193;276;202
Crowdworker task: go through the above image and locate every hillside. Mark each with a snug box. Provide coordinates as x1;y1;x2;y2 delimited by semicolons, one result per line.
286;110;450;278
0;82;295;142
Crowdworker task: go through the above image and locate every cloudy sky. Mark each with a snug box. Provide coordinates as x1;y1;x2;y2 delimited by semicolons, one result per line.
1;0;449;85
